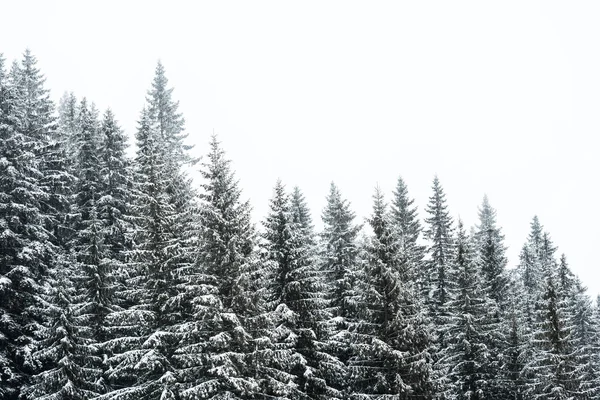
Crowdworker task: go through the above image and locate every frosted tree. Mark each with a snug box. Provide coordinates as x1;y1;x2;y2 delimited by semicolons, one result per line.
501;279;528;400
145;61;197;253
557;256;600;398
389;176;425;285
98;109;132;269
24;256;103;400
0;51;55;399
445;220;494;400
474;195;508;307
524;266;579;399
349;187;434;399
174;135;262;399
320;182;362;397
260;180;327;399
424;176;455;310
101;108;179;400
423;176;455;392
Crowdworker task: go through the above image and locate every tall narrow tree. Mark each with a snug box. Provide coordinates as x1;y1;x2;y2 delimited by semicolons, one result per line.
350;187;434;399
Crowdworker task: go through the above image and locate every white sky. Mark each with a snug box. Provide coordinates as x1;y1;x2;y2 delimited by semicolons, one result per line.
2;1;599;297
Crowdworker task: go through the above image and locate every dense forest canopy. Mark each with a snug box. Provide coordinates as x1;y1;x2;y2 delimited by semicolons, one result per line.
1;50;599;399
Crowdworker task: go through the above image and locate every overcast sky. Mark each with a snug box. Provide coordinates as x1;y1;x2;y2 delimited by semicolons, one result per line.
2;1;599;297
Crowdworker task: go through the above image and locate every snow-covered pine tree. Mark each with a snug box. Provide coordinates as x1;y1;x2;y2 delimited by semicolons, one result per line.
145;61;197;254
474;195;508;308
71;99;114;345
288;185;334;399
524;251;580;399
260;180;325;399
320;182;362;397
96;109;134;336
556;255;600;398
349;187;434;399
0;51;56;399
445;220;494;400
389;176;425;285
174;135;262;399
423;176;455;394
471;196;509;398
98;109;132;269
423;176;455;310
101;108;179;400
24;254;103;400
501;275;528;400
57;91;79;166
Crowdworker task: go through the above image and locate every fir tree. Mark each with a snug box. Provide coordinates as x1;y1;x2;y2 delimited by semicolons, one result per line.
423;176;455;310
474;195;508;307
261;180;326;399
423;176;455;394
350;187;434;399
389;176;425;284
24;256;103;399
524;267;579;399
101;108;179;400
445;220;493;400
0;51;55;399
174;135;262;399
320;182;362;397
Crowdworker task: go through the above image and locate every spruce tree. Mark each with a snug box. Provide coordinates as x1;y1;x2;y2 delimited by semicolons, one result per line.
423;176;455;394
389;176;425;284
24;256;103;399
524;266;579;398
445;220;493;400
320;182;362;397
102;108;179;400
474;195;508;307
174;135;262;399
0;51;55;399
423;176;455;310
261;180;326;399
349;187;434;399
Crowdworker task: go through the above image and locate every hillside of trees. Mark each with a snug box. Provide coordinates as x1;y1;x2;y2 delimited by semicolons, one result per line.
1;50;599;399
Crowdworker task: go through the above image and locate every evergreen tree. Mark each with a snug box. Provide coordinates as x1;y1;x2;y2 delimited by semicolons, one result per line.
474;195;508;307
0;51;55;399
260;180;326;399
389;176;425;285
524;266;579;399
423;176;455;394
174;135;262;399
349;187;434;399
423;176;455;310
102;108;179;399
320;182;362;397
24;256;103;399
445;220;493;400
501;278;528;400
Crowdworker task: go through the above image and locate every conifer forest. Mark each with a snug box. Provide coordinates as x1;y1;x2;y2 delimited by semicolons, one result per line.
2;50;600;400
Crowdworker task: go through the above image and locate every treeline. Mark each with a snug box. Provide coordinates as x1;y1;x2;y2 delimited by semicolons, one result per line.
0;50;599;400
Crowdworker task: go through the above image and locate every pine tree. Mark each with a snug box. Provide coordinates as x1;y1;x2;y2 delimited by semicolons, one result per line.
320;182;362;397
423;176;455;394
423;176;455;310
474;195;508;307
174;135;262;399
349;187;434;399
260;180;326;399
101;108;179;400
24;256;103;399
501;277;528;400
0;51;55;399
524;265;579;399
445;220;493;400
389;176;425;285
